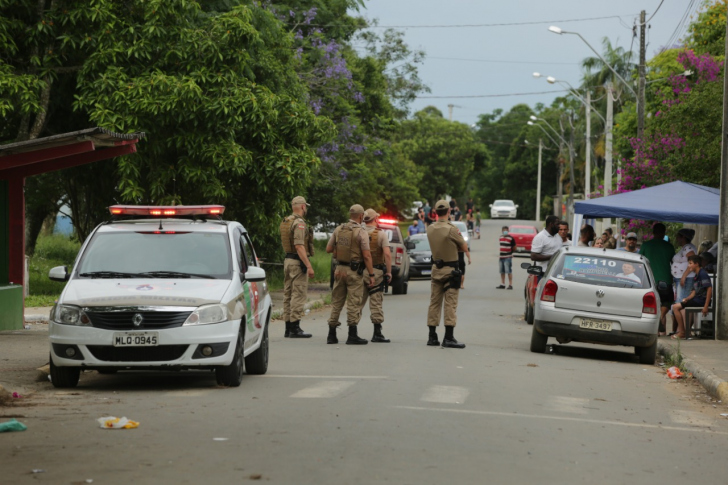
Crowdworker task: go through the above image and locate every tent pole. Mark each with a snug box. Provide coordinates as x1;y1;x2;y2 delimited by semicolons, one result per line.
716;9;728;340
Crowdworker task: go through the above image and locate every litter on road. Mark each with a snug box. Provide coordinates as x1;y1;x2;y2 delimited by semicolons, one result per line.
0;419;27;433
97;417;140;429
667;366;685;379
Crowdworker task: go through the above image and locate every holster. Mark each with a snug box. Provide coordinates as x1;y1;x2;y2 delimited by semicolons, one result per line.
299;261;307;274
434;259;444;269
444;269;463;291
368;281;385;295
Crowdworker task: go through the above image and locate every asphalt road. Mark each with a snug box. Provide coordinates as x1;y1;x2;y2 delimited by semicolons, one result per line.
4;219;728;484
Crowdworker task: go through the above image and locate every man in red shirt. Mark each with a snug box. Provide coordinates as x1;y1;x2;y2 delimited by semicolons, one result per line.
497;226;516;289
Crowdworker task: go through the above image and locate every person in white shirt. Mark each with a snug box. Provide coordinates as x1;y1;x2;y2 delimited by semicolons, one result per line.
531;216;562;270
616;262;641;284
558;221;571;246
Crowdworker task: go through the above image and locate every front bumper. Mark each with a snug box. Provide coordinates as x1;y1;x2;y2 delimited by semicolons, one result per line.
534;303;658;347
49;319;241;368
409;263;433;278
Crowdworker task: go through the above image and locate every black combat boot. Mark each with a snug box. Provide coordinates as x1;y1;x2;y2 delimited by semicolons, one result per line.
327;326;338;344
442;325;465;349
371;323;391;343
427;326;440;346
346;325;368;345
284;321;291;338
288;320;312;339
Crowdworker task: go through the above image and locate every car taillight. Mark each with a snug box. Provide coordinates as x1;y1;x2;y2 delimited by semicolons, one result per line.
642;291;657;314
395;247;403;265
541;280;558;302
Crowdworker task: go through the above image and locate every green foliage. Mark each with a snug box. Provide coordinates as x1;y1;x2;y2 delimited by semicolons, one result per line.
687;0;727;56
25;234;81;305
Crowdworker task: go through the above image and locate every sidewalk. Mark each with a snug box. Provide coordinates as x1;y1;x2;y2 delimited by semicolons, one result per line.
657;336;728;403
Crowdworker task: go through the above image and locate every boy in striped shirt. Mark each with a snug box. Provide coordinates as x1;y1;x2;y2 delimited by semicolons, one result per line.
497;226;516;289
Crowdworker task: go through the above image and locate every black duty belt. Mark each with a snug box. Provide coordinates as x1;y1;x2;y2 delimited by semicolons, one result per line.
435;260;459;269
285;253;300;260
373;264;386;271
337;260;350;265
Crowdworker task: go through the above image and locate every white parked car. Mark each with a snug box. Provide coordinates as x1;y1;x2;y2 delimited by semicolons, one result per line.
525;247;659;364
451;220;471;252
490;199;518;219
47;205;271;388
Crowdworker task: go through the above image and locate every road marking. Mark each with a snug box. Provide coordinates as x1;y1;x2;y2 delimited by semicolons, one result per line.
670;410;714;428
262;375;387;379
545;396;590;415
420;385;470;404
290;381;355;398
393;406;728;435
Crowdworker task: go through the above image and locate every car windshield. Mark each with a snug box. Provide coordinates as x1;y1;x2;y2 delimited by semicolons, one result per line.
409;237;431;251
77;231;232;279
552;254;651;289
494;200;514;207
509;227;536;234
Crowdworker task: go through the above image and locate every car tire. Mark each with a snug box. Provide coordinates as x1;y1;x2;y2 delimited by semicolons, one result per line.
245;321;269;375
530;326;548;353
403;279;408;295
216;327;244;387
49;355;80;388
636;341;657;365
526;301;534;325
391;275;405;295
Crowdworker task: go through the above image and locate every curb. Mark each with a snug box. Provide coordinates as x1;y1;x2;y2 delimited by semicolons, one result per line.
270;295;329;322
24;315;49;323
657;340;728;403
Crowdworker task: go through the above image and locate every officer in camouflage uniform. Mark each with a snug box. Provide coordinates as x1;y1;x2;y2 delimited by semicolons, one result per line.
359;209;392;343
326;204;375;345
426;200;471;349
279;196;314;339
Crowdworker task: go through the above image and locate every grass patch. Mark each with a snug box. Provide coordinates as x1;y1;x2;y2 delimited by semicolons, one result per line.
25;234;81;307
263;239;333;292
665;338;687;372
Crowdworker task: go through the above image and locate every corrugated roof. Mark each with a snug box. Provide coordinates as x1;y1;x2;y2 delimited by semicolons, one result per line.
0;128;145;157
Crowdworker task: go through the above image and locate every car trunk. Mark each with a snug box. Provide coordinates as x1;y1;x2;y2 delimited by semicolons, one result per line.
512;234;531;247
552;278;644;318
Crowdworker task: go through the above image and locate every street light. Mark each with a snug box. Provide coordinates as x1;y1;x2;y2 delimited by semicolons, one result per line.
527;119;574;219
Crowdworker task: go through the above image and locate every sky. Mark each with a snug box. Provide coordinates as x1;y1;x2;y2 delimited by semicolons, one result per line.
354;0;704;125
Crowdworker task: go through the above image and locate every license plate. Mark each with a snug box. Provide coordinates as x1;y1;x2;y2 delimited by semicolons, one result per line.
517;246;525;252
421;270;432;275
113;332;159;347
579;318;612;332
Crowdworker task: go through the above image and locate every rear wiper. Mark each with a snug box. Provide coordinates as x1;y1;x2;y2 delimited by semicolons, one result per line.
138;271;216;279
79;271;143;278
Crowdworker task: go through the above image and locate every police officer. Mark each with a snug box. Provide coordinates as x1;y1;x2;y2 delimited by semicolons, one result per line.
279;196;314;339
359;209;392;343
326;204;375;345
426;200;471;348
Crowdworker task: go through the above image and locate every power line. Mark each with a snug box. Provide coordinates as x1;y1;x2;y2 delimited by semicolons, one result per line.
427;56;580;66
664;0;698;48
355;14;640;29
418;89;568;99
645;0;665;24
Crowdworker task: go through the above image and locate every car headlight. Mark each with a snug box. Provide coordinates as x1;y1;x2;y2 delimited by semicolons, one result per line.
53;305;91;326
183;304;229;326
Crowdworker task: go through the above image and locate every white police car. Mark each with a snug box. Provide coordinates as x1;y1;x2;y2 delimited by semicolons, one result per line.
47;205;271;388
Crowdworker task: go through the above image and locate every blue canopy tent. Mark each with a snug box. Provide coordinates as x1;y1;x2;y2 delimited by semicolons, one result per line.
574;181;720;225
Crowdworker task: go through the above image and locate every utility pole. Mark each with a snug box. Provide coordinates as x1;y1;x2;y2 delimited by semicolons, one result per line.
556;146;564;219
716;9;728;340
638;10;647;138
567;117;576;222
585;90;591;198
447;104;454;121
536;139;542;222
605;83;614;226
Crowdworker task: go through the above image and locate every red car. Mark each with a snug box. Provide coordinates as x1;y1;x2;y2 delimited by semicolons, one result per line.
509;225;538;254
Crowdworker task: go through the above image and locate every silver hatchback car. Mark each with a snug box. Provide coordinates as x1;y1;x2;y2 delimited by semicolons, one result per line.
527;247;660;364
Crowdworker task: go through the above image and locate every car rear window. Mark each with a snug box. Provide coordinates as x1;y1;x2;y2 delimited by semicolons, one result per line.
78;231;232;278
552;254;651;289
408;237;431;251
378;225;401;244
509;227;536;234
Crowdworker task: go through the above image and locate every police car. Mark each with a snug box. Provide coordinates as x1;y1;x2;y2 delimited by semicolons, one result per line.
47;205;271;388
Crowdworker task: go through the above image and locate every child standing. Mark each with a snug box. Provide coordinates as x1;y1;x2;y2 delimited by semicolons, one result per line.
497;226;515;289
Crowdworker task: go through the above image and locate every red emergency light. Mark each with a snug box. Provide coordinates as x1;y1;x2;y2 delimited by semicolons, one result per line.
108;205;226;217
378;218;398;225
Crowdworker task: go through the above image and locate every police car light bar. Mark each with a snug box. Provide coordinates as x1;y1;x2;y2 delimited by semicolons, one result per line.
378;218;398;225
108;205;225;217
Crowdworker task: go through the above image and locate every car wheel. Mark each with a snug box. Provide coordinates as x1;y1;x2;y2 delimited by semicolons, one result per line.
523;297;529;320
216;327;244;387
391;275;405;295
245;321;269;375
636;341;657;365
403;279;408;295
49;355;80;388
530;326;548;353
526;301;534;325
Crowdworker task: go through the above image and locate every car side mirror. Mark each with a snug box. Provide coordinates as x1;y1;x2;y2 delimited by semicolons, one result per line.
244;266;266;282
405;241;415;250
657;281;669;291
527;266;544;276
520;262;531;270
49;265;69;282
